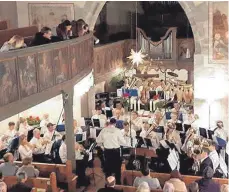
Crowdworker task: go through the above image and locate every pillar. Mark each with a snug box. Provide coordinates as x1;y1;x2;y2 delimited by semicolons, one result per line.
62;89;75;170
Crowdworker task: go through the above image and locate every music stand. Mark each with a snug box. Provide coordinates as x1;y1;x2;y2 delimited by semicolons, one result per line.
144;138;153;148
208;130;214;140
75;134;83;143
165;112;171;120
158;91;165;99
56;124;65;132
87;142;103;185
84;118;93;127
93;119;100;127
175;123;183;132
199;127;208;139
105;110;113;119
149;91;157;99
184;124;191;132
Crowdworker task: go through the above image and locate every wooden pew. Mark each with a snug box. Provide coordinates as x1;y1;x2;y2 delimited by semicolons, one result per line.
115;185;163;192
4;172;58;192
122;170;228;187
0;160;77;192
0;26;38;46
0;20;9;30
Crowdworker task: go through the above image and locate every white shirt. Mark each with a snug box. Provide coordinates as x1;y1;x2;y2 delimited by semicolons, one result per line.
96;126;127;149
44;131;61;141
91;114;107;127
140;129;147;138
18;145;33;160
30;137;46;155
214;128;227;141
209;150;220;172
59;142;67;164
121;129;137;147
74;127;83;134
131;117;143;131
5;129;17;138
18;124;31;136
40;118;53;134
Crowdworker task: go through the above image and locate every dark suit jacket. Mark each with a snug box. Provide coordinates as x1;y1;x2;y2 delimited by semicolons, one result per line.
8;182;32;192
196;178;220;192
199;157;213;176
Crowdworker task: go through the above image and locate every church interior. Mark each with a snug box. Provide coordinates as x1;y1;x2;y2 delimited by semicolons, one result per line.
0;1;228;192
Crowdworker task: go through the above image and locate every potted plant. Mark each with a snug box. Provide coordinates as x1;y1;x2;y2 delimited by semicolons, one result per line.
26;116;41;127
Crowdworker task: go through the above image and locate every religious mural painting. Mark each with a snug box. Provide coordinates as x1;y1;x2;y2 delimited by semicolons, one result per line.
38;51;54;91
53;47;69;84
28;3;74;31
18;54;38;98
209;1;228;63
0;59;18;106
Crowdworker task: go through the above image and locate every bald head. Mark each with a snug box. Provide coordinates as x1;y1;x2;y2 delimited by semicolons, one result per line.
106;176;116;187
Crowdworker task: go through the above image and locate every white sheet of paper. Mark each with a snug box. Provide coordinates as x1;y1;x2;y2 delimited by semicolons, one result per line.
167;154;177;171
219;155;228;177
88;152;93;161
90;128;96;139
80;117;85;127
160;140;169;149
82;131;87;141
100;119;106;128
117;89;123;97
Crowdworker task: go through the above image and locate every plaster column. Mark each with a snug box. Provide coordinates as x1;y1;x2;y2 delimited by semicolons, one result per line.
62;89;75;170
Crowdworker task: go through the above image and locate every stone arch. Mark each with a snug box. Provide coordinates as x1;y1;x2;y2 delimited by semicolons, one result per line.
86;1;209;55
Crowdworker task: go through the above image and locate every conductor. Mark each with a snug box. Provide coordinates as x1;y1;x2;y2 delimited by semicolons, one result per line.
96;118;126;184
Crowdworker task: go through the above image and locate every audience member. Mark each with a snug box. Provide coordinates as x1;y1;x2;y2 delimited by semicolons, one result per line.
221;184;229;192
17;157;39;178
30;27;52;46
18;135;33;160
56;20;72;40
72;19;86;37
0;35;26;52
136;182;150;192
5;122;17;138
0;172;7;192
133;160;161;190
188;182;199;192
0;153;18;176
196;166;220;192
164;170;187;192
8;171;32;192
97;176;121;192
163;182;175;192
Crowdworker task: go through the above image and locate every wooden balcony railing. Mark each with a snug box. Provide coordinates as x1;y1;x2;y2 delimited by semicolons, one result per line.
0;34;93;120
136;27;177;60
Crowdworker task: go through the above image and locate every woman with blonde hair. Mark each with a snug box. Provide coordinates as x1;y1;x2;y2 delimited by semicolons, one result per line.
18;135;33;160
0;35;26;52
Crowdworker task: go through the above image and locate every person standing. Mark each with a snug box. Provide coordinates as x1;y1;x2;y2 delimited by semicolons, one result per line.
96;118;126;184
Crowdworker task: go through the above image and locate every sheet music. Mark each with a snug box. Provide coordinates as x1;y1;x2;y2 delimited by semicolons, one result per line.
80;117;85;127
219;155;228;177
117;89;123;97
160;140;169;149
88;152;93;161
167;149;178;171
82;131;87;141
90;128;96;139
100;119;106;128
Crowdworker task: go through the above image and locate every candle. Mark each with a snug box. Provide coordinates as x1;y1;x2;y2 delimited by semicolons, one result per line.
150;100;153;112
134;99;137;111
130;97;134;110
138;99;141;112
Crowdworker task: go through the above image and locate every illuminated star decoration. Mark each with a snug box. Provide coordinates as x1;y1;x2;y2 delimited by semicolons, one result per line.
127;49;146;66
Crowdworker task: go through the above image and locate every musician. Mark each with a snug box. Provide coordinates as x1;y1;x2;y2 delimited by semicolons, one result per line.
112;109;125;121
152;110;164;127
140;121;151;138
5;122;17;138
29;129;50;163
197;146;214;176
18;135;33;160
164;121;182;150
59;135;67;164
181;127;197;153
43;123;62;142
208;140;219;173
176;87;184;102
112;103;125;117
74;120;83;134
92;107;107;125
214;120;227;141
121;121;136;147
18;118;32;137
96;118;127;184
156;80;165;92
131;111;142;132
40;113;53;134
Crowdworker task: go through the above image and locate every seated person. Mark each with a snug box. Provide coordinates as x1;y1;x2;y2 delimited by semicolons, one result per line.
131;111;142;132
221;184;229;192
98;176;121;192
0;35;26;52
18;135;33;160
0;171;7;192
214;120;228;141
8;171;32;192
91;107;107;127
43;123;62;141
30;27;53;46
112;109;125;121
16;157;39;178
140;121;150;138
164;170;187;192
163;182;175;192
136;182;150;192
121;121;136;147
195;166;220;192
112;103;125;117
74;120;83;134
18;118;32;137
5;122;18;138
0;153;18;176
56;20;72;40
133;161;161;190
29;129;49;162
187;182;199;192
40;113;53;135
208;140;219;173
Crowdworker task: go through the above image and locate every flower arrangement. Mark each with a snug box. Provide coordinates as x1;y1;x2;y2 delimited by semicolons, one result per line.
26;116;41;126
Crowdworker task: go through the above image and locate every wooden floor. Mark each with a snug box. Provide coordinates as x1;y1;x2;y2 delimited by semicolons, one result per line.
77;157;106;192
